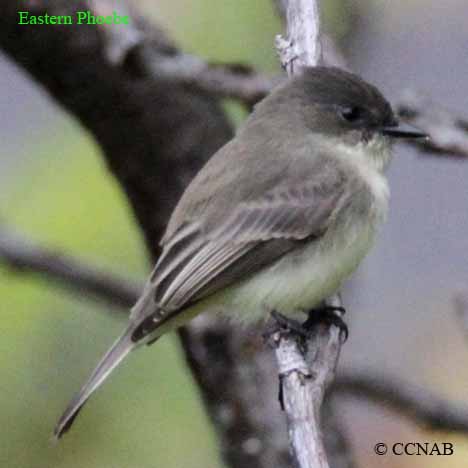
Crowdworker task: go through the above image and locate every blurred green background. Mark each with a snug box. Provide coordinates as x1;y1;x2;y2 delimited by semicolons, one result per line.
1;2;283;467
1;1;468;467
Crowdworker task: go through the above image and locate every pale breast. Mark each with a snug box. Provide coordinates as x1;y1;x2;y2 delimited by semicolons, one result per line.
195;159;390;325
216;211;376;323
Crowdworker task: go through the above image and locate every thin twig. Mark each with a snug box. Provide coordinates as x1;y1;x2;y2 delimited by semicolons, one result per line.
144;55;468;159
88;0;468;155
396;90;468;159
334;371;468;434
86;0;468;153
92;0;277;106
269;2;346;468
0;2;290;467
0;228;140;309
5;226;467;439
269;299;344;468
1;1;466;467
275;0;322;75
142;54;278;107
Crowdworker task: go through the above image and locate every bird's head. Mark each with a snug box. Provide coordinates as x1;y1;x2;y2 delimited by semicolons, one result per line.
253;66;427;171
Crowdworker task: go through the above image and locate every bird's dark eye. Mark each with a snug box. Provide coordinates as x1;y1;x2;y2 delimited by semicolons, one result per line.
339;106;365;123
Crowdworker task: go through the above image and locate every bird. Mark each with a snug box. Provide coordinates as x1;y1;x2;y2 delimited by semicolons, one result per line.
54;66;427;438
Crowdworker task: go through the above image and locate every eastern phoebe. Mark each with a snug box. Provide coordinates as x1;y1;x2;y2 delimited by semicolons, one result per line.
54;67;426;438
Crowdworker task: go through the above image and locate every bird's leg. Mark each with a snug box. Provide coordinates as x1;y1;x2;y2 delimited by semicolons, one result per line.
302;304;348;343
267;310;310;339
265;306;348;410
266;307;348;342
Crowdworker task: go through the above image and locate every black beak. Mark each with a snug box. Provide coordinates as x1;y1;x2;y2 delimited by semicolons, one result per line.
380;121;428;139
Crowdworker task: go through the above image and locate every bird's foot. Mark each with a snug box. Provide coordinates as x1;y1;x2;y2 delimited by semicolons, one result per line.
266;307;348;342
267;310;311;340
302;304;348;343
265;307;347;410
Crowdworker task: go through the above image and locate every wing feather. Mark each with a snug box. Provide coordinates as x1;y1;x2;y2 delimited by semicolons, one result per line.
159;242;254;309
213;181;340;242
131;173;349;340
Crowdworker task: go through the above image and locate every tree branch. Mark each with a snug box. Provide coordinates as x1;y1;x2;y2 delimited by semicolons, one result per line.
4;226;468;454
269;2;346;468
396;90;468;159
146;55;468;160
0;227;139;310
142;54;278;107
0;2;290;467
275;0;322;74
64;0;468;161
334;371;468;434
268;303;344;468
2;1;465;467
20;0;465;163
4;224;467;440
109;3;468;162
100;2;468;163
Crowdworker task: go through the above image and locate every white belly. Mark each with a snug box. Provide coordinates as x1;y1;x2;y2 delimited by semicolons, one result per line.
186;160;390;325
230;221;375;322
189;210;380;325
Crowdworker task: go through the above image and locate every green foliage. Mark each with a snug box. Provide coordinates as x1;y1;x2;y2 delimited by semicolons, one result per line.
148;0;282;72
1;121;220;468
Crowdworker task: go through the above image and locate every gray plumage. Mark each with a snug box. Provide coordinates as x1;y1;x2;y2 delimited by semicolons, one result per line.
54;67;425;439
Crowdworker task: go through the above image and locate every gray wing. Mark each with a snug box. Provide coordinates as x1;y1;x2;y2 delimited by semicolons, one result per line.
131;171;351;339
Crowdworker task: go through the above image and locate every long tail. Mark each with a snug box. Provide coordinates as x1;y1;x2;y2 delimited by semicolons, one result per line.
53;328;136;440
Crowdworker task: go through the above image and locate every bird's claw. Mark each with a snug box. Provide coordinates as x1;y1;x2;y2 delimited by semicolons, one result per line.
303;305;349;343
